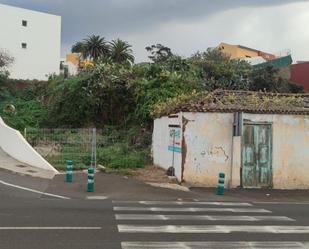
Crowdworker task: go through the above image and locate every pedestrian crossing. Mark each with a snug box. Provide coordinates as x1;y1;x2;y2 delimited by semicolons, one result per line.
114;200;309;249
114;206;271;213
121;242;309;249
116;214;294;221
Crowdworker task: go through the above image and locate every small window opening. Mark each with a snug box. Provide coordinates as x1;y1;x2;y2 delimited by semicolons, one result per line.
22;20;27;27
21;43;27;49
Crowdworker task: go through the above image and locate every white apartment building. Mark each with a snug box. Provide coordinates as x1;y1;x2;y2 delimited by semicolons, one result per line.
0;4;61;80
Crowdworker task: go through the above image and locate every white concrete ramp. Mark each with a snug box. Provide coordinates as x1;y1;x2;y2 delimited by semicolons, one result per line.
0;148;55;179
0;117;58;179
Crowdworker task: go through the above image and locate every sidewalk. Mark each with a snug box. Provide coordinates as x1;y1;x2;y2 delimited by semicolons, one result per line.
45;171;309;202
2;166;309;202
191;187;309;202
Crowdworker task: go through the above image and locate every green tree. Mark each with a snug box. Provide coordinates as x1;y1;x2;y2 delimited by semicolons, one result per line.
109;39;134;65
132;55;203;122
84;35;110;61
146;44;173;63
0;49;14;81
71;41;86;57
71;35;110;62
46;61;135;127
250;65;304;93
190;49;252;91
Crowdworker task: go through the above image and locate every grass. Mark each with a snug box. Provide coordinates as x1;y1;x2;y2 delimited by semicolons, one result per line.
102;167;134;176
97;142;149;169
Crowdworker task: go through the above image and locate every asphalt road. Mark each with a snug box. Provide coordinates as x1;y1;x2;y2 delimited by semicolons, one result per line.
1;170;309;249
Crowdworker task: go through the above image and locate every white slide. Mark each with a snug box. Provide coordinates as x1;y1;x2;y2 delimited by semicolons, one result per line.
0;117;58;179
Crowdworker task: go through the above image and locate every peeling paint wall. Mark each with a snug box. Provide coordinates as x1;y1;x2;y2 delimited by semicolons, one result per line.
153;116;170;170
243;113;309;189
153;114;183;181
153;112;309;189
231;136;241;188
182;112;234;187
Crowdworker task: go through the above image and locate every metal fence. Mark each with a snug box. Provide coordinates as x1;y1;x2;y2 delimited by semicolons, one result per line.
24;128;96;170
24;126;151;171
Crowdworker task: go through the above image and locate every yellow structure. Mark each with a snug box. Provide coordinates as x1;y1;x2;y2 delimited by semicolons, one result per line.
217;42;259;59
66;53;80;66
65;53;94;68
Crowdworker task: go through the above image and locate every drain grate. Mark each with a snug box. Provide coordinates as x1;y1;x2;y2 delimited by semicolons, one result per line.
16;165;27;168
26;170;37;173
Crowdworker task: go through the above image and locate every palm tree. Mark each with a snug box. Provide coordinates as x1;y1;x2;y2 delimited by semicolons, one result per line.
71;41;86;56
83;35;110;61
109;39;134;64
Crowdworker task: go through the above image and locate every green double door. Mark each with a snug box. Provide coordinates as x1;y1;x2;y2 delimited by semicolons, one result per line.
242;124;272;188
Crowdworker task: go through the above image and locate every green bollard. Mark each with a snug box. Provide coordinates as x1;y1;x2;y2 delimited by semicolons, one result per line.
66;160;73;183
217;172;225;195
87;167;95;192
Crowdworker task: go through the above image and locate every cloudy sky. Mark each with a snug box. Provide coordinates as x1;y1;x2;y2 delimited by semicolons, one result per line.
1;0;309;62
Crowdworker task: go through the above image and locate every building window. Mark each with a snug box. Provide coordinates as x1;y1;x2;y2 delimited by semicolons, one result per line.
22;20;27;27
21;43;27;49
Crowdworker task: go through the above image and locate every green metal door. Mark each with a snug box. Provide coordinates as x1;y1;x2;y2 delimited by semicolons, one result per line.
242;124;272;188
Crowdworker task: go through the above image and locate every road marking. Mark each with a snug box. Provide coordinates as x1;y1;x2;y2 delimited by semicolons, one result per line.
121;241;309;249
113;201;252;206
254;201;309;205
0;227;101;230
113;207;271;213
86;196;108;200
0;180;70;200
118;225;309;233
115;214;294;221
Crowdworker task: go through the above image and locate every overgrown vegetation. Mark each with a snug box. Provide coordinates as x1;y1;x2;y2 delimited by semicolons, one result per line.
25;126;151;171
0;38;305;170
96;126;151;169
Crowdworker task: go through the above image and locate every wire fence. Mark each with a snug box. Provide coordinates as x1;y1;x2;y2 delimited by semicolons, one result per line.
24;126;151;171
24;128;96;171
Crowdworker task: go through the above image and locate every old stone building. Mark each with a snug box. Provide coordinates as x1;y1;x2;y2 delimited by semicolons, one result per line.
153;90;309;189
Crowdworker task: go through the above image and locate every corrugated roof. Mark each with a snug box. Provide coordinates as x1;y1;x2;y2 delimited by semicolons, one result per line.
254;55;292;69
155;90;309;117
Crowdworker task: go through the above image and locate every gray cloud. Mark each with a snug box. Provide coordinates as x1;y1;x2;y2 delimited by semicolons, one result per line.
0;0;308;61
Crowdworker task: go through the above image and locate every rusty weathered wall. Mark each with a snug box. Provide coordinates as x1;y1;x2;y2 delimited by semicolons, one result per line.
243;114;309;189
182;112;234;187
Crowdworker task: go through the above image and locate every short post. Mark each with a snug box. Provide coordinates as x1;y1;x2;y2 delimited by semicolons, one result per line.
87;167;95;192
217;172;225;195
66;160;73;183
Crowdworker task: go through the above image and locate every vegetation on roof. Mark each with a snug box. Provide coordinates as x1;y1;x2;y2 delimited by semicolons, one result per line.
152;90;307;118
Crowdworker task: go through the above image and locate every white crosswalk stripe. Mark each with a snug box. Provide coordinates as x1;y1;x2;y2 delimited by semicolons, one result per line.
118;224;309;233
121;241;309;249
116;214;294;221
113;201;253;206
114;200;309;249
114;206;271;213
